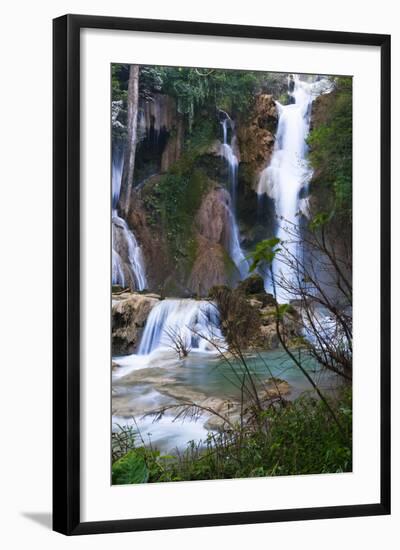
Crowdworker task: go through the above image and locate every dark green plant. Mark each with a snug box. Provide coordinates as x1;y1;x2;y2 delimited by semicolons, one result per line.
112;450;149;484
307;77;352;219
133;388;352;482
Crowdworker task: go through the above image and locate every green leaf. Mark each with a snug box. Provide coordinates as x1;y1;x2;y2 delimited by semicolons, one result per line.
247;238;281;272
276;303;290;320
309;212;330;231
112;450;149;485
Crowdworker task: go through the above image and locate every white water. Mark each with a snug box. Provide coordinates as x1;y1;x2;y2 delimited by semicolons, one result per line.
257;75;329;300
138;299;225;355
219;115;249;279
112;413;210;454
112;154;148;290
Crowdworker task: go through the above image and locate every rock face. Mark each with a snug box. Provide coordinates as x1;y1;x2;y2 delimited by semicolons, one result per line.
127;188;172;291
194;186;231;247
237;94;278;186
210;277;302;350
188;186;239;295
237;273;266;296
310;91;334;131
161;114;184;172
140;93;177;137
112;292;160;356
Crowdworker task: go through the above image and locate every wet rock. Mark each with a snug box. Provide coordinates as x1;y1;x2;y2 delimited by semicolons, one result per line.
236;274;265;295
161;113;184;172
188;185;240;295
259;378;291;400
237;94;278;185
154;384;208;404
259;324;280;349
202;397;241;430
194;186;232;247
127;189;172;291
112;292;160;355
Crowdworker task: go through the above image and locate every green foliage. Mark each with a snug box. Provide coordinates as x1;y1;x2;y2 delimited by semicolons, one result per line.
139;65;163;98
138;66;265;129
308;211;331;231
111;64;128;103
112;423;137;462
143;167;208;268
248;237;281;272
275;303;290;320
112;450;149;485
112;64;129;144
307;77;352;219
111;388;352;484
141;113;219;273
184;118;216;156
210;69;262;114
141;389;352;482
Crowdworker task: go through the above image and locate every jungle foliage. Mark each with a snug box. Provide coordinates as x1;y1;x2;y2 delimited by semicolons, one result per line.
112;389;352;484
307;77;352;220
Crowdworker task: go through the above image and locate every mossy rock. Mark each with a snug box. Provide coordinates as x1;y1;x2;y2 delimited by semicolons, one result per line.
236;274;265;295
112;284;125;293
208;284;230;299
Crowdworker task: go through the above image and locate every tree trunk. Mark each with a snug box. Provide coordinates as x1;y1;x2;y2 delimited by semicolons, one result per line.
119;64;140;217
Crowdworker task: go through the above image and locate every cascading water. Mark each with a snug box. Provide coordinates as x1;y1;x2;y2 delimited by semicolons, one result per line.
257;75;328;301
219;114;249;279
112;152;147;290
138;299;225;355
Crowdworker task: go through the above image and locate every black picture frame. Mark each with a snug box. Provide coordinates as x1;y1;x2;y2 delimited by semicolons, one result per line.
53;13;391;535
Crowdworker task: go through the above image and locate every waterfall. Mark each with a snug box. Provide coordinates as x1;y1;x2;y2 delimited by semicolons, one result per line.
257;75;328;301
138;299;225;355
219;115;249;279
112;152;148;290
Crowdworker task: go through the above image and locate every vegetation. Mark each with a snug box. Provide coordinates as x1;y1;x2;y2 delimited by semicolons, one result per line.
307;77;352;220
111;66;353;484
143;167;208;269
113;64;289;132
112;389;351;483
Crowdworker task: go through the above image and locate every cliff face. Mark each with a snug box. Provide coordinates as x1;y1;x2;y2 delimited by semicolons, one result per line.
126;183;173;291
123;91;280;297
161;114;184;172
237;94;278;188
188;186;239;295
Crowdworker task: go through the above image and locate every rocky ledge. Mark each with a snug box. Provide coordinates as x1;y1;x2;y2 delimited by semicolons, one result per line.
112;291;161;356
209;273;303;351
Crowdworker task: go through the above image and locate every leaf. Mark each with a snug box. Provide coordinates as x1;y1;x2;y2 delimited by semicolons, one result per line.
112;450;149;485
308;211;332;231
247;238;281;272
276;303;290;320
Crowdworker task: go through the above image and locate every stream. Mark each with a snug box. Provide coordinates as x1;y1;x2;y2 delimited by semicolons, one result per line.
112;344;338;454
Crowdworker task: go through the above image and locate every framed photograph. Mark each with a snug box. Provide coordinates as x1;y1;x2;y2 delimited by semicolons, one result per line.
53;14;391;535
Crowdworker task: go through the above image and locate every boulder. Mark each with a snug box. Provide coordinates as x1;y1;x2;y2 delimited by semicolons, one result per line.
112;292;160;356
236;274;265;295
202;397;241;430
259;378;291;401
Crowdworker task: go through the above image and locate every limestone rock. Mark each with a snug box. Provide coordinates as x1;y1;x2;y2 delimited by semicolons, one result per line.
112;292;160;356
188;185;240;295
237;94;278;184
194;186;232;247
259;378;291;400
236;274;265;295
